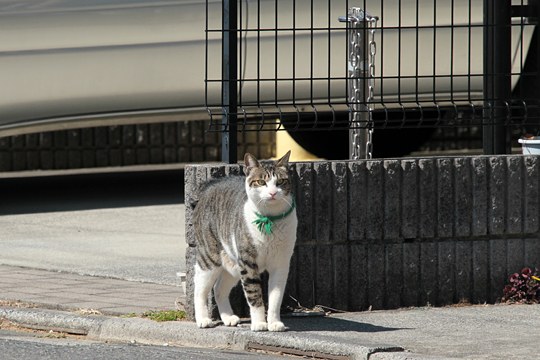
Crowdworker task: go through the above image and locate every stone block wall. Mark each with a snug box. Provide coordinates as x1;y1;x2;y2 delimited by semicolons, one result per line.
184;155;540;317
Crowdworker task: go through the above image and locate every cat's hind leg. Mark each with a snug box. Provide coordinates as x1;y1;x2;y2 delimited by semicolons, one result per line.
214;271;240;327
239;266;267;331
194;263;219;328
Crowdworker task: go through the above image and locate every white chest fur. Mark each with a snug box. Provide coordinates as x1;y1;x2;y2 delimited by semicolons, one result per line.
243;202;297;272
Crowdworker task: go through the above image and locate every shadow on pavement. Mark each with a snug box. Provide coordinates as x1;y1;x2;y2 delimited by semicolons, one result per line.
0;170;184;215
286;316;408;333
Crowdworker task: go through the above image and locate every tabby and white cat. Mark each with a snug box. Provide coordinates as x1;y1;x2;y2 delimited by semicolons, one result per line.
192;151;297;332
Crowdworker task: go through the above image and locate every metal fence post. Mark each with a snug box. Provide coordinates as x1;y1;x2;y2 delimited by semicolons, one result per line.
222;0;238;164
340;9;377;160
483;0;512;154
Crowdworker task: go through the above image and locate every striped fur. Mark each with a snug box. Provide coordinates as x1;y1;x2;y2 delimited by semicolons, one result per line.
193;151;297;332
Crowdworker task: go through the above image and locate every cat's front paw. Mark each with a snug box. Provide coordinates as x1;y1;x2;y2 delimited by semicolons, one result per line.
250;321;268;331
222;315;240;327
196;318;216;329
268;321;287;332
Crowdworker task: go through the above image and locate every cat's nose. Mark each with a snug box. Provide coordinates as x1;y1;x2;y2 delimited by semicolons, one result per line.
269;192;277;199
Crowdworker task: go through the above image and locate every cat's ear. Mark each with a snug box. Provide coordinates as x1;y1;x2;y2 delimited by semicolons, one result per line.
275;150;291;168
244;153;260;175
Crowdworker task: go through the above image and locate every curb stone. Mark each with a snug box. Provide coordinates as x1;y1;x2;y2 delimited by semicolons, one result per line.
0;307;404;360
0;307;103;335
370;352;462;360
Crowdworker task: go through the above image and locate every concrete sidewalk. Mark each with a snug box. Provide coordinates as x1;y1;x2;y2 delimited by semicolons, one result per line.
1;264;539;360
0;265;183;315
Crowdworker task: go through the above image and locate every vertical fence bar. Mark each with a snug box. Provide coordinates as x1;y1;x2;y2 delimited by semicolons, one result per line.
222;0;238;164
340;9;369;160
483;0;512;154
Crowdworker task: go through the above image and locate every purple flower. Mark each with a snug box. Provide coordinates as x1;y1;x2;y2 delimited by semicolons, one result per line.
521;267;532;278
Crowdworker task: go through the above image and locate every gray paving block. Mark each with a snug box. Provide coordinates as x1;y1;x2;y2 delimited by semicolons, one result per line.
136;148;149;164
366;161;384;241
349;244;368;310
367;244;385;309
315;245;333;307
489;239;507;302
185;165;208;248
471;157;488;236
524;238;540;269
0;151;11;171
401;159;419;240
24;295;82;306
53;300;119;309
184;246;197;320
402;242;420;307
348;161;367;242
332;245;349;311
331;162;348;244
524;156;540;234
39;132;53;147
77;304;146;314
454;157;472;237
296;245;316;308
418;159;436;238
385;244;403;309
177;121;189;144
384;160;401;241
96;149;109;167
506;238;525;275
420;242;438;306
2;273;49;280
13;151;27;171
488;157;506;235
437;242;455;306
294;162;314;244
454;241;472;302
226;164;242;176
27;151;40;169
437;158;454;238
68;150;82;168
123;148;136;165
208;164;226;179
313;162;332;244
4;284;67;293
40;150;54;169
472;240;489;304
506;156;524;234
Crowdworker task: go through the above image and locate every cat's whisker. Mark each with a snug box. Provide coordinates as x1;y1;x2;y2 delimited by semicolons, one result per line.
256;198;266;209
282;197;292;208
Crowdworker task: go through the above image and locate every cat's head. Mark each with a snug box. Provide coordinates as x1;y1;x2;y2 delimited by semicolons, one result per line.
243;151;293;208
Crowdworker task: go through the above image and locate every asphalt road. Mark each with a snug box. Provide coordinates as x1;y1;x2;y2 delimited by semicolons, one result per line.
0;169;187;285
0;329;286;360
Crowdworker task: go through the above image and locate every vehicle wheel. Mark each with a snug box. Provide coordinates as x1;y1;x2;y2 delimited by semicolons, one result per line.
282;112;436;159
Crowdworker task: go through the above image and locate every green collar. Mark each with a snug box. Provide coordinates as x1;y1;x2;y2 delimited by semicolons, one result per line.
253;198;296;235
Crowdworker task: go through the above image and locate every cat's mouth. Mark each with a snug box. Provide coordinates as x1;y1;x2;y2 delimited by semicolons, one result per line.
264;195;284;203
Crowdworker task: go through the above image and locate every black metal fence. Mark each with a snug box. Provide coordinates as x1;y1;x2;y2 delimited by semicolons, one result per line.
205;0;540;161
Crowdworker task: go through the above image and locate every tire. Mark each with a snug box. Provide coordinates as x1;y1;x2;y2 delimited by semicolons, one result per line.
282;111;436;159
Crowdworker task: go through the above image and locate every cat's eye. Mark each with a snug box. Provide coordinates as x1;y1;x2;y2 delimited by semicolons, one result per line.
253;179;266;186
276;179;289;186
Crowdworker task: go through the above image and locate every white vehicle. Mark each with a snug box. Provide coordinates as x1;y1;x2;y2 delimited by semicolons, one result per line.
0;0;536;156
